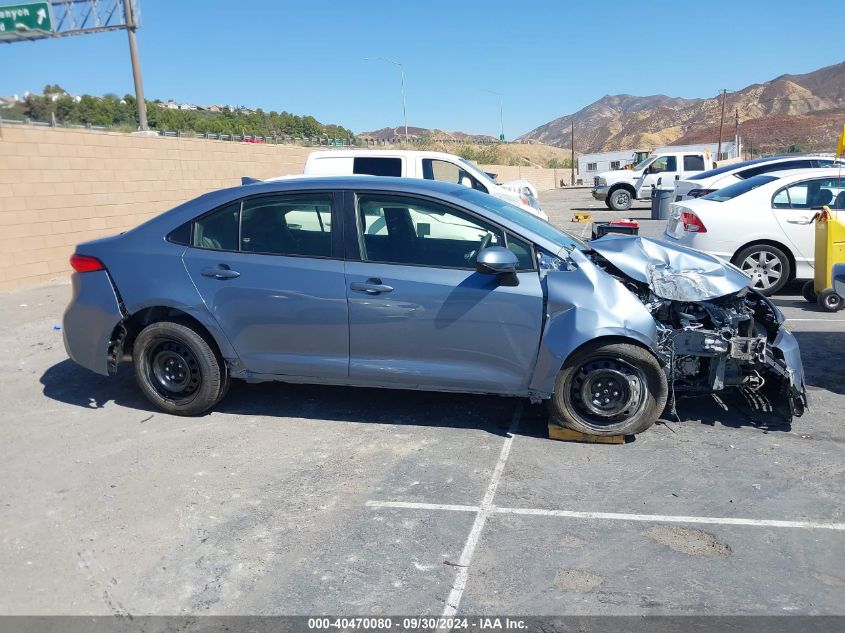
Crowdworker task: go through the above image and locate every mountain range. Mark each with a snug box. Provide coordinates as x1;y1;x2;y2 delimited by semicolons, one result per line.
360;126;497;143
518;61;845;155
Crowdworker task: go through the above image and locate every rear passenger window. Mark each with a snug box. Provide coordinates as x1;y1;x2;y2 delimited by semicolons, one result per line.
353;157;402;177
683;155;705;171
240;193;333;257
193;203;239;251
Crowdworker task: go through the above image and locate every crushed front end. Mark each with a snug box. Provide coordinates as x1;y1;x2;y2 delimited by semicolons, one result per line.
587;236;807;418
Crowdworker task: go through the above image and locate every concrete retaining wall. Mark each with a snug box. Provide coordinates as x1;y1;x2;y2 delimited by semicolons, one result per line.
0;125;562;291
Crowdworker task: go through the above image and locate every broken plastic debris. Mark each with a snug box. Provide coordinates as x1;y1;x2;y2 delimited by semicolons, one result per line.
53;325;62;331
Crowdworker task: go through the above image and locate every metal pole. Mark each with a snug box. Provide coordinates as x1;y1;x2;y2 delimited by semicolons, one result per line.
399;64;408;142
570;120;575;186
734;107;739;159
716;89;727;163
123;0;148;131
498;95;504;141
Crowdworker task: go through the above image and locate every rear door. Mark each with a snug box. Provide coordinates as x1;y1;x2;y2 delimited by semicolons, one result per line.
771;177;843;269
182;191;349;377
344;191;543;394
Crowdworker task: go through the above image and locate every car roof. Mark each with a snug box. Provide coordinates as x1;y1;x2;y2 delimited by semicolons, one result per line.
687;154;841;181
763;167;845;182
307;149;474;161
125;176;567;255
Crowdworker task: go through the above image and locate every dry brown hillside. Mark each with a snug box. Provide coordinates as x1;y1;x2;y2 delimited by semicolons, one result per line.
519;61;845;154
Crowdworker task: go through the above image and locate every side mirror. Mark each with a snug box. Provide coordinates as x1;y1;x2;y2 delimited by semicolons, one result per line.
476;246;518;275
460;176;473;188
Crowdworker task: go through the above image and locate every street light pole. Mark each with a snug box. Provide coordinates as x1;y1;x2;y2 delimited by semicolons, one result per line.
123;0;148;131
365;57;408;142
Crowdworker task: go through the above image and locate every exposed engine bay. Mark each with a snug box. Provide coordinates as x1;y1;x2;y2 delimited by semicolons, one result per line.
584;237;807;418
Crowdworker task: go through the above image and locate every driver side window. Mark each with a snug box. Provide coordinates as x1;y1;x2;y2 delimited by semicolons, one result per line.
357;193;504;269
648;156;677;174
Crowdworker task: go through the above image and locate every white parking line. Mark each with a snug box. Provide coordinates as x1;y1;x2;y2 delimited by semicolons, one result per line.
441;402;523;617
365;501;479;513
786;318;845;322
493;507;845;531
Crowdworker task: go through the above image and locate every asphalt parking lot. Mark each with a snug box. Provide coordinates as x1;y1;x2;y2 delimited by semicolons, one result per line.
1;188;843;619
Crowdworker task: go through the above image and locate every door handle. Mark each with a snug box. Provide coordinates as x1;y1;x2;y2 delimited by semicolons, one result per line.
350;278;394;294
201;266;241;280
786;217;813;225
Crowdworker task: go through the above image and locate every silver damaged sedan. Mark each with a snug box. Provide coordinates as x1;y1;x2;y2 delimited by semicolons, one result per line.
63;177;806;435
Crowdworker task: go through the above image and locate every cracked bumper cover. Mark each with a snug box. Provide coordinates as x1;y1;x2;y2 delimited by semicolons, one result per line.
768;328;807;415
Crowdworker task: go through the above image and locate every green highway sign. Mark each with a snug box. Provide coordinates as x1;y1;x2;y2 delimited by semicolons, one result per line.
0;2;53;39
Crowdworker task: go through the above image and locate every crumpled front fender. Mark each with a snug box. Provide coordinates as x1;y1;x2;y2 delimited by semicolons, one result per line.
529;251;659;398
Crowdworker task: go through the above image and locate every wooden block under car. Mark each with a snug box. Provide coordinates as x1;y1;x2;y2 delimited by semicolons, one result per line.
548;423;625;444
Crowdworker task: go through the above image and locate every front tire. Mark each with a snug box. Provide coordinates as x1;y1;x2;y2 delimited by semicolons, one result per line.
733;244;791;296
608;188;633;211
548;342;667;436
133;321;229;416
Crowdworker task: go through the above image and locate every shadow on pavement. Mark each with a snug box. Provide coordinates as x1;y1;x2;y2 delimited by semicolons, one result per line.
41;357;815;438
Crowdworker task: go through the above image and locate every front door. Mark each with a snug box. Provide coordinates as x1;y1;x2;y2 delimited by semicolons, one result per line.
638;155;679;193
345;192;544;395
182;191;349;378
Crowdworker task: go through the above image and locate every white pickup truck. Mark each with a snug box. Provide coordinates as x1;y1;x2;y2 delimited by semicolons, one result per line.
302;149;548;219
592;150;715;210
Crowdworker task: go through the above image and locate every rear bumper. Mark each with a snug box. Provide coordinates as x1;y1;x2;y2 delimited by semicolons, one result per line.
63;271;124;376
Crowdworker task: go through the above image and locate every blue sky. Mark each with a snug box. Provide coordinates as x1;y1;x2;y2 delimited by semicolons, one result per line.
2;0;844;136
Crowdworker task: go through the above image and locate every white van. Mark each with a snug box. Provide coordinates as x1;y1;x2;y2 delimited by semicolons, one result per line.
301;149;548;220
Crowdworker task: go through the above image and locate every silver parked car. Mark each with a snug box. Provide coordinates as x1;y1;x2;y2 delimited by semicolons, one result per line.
63;177;806;436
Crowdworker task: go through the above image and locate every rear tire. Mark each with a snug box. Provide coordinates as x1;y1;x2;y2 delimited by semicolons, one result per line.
133;321;229;416
548;342;667;436
608;188;633;211
818;288;844;312
733;244;791;296
801;280;818;303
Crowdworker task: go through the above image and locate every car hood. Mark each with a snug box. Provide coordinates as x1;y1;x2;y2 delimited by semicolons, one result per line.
589;235;751;301
597;169;635;183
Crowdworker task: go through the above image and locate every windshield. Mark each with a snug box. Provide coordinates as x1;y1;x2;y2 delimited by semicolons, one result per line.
702;175;777;202
632;156;655;172
453;188;587;252
460;158;498;186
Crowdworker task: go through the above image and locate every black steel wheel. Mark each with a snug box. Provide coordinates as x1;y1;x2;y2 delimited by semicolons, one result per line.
549;342;667;436
133;321;229;416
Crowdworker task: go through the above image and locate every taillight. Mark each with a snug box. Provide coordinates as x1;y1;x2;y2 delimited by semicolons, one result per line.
70;254;105;273
681;211;708;233
688;188;716;198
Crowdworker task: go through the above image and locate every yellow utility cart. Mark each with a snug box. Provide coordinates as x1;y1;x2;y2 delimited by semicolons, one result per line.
802;206;845;312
